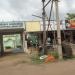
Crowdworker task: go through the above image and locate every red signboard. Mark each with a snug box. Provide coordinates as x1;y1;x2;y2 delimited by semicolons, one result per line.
69;20;75;28
66;20;75;28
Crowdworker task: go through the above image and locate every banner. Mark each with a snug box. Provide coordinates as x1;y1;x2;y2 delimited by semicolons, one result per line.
66;20;75;28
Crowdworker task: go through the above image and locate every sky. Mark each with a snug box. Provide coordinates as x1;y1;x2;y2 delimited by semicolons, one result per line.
0;0;75;21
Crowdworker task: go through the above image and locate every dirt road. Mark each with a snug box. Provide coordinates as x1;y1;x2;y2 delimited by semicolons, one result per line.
0;53;75;75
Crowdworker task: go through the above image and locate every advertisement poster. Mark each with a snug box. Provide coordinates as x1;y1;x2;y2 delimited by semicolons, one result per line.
66;20;75;28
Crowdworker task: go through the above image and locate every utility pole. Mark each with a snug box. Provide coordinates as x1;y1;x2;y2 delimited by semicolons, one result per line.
54;0;63;59
42;0;46;54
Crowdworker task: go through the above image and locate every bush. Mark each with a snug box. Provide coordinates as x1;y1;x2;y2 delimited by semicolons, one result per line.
17;45;21;48
31;55;44;64
5;46;12;49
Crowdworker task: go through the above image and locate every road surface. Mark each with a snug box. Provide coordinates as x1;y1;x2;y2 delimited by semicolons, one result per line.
0;53;75;75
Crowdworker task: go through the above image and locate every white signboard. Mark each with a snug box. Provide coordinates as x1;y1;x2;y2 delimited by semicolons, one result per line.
40;21;66;31
0;21;23;29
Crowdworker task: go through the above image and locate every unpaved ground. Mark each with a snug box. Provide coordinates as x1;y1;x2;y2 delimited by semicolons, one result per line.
0;53;75;75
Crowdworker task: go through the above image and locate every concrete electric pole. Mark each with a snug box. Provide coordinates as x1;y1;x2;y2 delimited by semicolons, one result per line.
54;0;63;59
41;0;63;58
42;0;46;54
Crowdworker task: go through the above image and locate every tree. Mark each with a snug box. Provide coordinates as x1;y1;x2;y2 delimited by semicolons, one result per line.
66;13;75;20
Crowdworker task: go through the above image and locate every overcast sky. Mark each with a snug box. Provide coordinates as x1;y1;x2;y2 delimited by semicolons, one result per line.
0;0;75;21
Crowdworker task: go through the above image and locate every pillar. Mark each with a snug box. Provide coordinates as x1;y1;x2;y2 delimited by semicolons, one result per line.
20;31;27;52
0;34;4;56
70;31;73;43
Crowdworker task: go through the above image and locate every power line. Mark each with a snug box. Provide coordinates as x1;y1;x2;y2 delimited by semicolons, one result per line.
44;0;54;45
32;15;42;18
47;0;54;31
43;0;52;9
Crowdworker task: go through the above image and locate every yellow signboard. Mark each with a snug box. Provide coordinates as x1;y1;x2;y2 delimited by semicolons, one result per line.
26;21;40;32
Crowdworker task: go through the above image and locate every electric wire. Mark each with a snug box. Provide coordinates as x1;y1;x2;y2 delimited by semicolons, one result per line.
43;0;52;9
44;0;54;44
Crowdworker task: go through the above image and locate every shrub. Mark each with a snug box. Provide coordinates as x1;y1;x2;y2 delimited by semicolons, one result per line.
17;45;21;48
31;55;44;64
5;46;12;49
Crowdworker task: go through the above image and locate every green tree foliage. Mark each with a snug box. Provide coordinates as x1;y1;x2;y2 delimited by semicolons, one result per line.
66;13;75;20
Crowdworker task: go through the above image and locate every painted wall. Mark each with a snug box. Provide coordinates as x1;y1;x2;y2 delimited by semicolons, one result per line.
3;34;21;49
